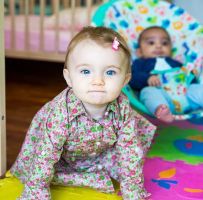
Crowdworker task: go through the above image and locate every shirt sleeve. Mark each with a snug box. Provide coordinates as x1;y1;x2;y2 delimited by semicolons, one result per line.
16;103;67;200
129;58;156;91
165;57;183;68
116;110;156;200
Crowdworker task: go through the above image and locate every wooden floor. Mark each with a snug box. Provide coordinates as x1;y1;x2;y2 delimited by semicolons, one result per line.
6;58;66;169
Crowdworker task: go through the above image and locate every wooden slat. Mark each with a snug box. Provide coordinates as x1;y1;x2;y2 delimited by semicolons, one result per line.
0;1;6;176
19;0;24;14
24;0;29;50
62;0;69;8
9;0;15;49
53;0;60;52
29;0;35;14
70;0;76;37
40;0;45;51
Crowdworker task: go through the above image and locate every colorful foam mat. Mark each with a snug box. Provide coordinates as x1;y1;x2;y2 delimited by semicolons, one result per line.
144;116;203;199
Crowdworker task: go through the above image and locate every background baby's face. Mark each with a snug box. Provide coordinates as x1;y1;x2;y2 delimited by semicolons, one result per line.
137;28;172;58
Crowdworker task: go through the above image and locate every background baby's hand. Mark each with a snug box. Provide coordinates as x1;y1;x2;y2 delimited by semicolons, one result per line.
147;75;161;86
191;69;198;78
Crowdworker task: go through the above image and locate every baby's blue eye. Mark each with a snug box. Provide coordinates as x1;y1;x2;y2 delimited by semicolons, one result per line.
106;70;116;76
81;69;90;74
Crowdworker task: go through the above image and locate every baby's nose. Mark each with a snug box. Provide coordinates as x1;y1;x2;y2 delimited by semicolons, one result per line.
92;76;105;85
155;42;162;48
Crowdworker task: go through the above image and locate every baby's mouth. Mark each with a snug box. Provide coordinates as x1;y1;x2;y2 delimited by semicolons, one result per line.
153;51;164;56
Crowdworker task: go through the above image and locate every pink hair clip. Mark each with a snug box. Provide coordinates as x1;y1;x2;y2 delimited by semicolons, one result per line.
112;37;120;51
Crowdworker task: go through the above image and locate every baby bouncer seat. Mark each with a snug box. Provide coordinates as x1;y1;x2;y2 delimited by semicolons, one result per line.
92;0;203;120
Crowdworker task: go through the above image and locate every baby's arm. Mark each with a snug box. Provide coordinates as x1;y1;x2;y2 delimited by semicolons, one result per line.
13;104;67;200
130;60;152;90
191;68;199;80
18;133;65;200
116;108;156;200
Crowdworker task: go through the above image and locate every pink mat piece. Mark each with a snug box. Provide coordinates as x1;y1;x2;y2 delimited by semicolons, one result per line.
4;15;72;53
144;158;203;200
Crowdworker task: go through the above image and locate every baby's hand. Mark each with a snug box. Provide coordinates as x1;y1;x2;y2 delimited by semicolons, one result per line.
191;69;198;76
147;75;161;86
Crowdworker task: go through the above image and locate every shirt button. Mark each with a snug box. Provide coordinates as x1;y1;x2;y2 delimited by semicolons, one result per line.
96;141;101;145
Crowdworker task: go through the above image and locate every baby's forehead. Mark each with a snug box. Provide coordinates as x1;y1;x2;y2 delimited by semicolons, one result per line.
141;28;170;40
69;40;125;61
71;39;103;53
71;39;126;56
77;38;113;49
76;39;96;47
67;38;129;69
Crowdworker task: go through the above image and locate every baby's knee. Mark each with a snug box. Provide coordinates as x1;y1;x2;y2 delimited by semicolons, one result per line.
140;86;158;95
140;87;161;102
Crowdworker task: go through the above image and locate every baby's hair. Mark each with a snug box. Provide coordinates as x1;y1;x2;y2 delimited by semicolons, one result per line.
64;26;131;72
137;26;171;47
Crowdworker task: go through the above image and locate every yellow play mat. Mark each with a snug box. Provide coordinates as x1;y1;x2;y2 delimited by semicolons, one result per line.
0;171;122;200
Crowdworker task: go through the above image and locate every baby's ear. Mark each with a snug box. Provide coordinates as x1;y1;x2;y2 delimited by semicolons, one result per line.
123;73;132;86
63;69;72;87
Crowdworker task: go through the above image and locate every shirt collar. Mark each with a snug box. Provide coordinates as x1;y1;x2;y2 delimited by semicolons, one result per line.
106;98;120;114
66;89;86;122
67;88;120;122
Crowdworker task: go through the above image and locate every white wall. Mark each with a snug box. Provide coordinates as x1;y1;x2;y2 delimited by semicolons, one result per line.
173;0;203;25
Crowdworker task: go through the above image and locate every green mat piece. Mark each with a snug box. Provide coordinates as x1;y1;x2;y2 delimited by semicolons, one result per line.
147;126;203;165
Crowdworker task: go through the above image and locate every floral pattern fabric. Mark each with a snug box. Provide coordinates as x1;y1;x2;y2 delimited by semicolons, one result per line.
11;88;156;200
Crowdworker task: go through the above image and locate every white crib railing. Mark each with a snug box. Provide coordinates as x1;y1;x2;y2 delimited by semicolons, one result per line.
5;0;104;62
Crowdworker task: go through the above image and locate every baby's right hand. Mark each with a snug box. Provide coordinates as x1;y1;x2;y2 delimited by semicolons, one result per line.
147;75;161;86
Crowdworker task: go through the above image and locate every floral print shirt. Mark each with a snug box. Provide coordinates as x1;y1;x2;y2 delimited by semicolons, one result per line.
11;88;156;200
